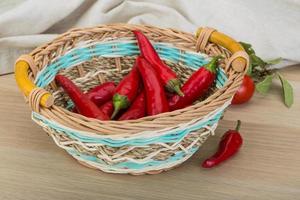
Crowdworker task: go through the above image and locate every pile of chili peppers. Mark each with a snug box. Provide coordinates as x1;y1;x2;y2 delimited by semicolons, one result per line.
55;30;221;121
55;30;243;168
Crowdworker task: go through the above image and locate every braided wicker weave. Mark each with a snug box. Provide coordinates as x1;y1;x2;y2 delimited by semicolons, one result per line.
15;24;249;175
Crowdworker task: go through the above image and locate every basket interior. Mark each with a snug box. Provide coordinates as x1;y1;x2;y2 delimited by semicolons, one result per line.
34;38;228;110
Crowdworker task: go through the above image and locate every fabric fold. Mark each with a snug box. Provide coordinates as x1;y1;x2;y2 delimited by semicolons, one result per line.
1;0;299;74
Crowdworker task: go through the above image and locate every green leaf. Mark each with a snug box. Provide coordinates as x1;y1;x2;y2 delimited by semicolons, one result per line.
265;57;282;65
239;41;255;55
251;54;267;68
278;73;294;108
256;75;274;94
246;59;253;76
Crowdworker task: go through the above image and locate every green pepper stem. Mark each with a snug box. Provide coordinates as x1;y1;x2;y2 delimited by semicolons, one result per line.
235;120;242;131
111;102;121;119
166;79;184;96
204;55;223;73
111;94;129;119
173;85;184;97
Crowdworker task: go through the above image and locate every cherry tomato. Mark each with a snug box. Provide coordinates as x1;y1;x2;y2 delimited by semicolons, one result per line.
231;75;255;104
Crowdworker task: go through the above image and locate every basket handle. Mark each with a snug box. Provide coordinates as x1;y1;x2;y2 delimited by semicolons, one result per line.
15;55;54;109
196;27;249;73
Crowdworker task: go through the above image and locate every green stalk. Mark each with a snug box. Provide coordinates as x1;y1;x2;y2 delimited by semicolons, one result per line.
111;94;129;119
235;120;242;131
204;55;222;73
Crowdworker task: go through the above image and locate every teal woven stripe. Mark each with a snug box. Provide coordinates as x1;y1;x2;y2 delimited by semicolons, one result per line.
154;44;208;68
216;68;227;88
35;41;213;87
67;146;198;170
32;111;223;147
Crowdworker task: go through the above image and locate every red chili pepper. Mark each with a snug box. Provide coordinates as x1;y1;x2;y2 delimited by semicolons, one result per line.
73;100;114;116
165;91;174;99
72;82;115;113
119;91;146;120
73;100;114;117
202;120;243;168
99;101;114;117
133;30;184;96
168;56;221;111
71;107;78;113
86;82;116;106
55;75;109;120
137;56;169;115
231;75;255;104
111;64;141;119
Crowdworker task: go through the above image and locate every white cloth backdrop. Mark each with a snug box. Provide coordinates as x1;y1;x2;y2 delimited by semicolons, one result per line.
0;0;299;75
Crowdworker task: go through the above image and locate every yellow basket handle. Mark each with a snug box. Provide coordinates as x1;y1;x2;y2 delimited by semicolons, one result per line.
15;55;54;108
196;27;249;73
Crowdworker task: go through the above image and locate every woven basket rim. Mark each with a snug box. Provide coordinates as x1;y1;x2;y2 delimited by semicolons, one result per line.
22;23;248;135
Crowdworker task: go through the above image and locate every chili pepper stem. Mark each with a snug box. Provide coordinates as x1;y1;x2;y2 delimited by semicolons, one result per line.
235;120;242;131
111;103;121;119
112;94;129;119
173;85;184;97
166;79;184;96
205;55;223;73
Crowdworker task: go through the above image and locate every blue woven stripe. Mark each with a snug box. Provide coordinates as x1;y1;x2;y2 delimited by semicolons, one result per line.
32;111;223;147
67;146;198;170
35;41;217;87
216;68;227;88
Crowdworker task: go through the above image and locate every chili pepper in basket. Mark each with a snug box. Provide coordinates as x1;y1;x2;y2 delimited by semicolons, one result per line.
133;30;184;96
111;64;141;119
165;91;174;99
99;101;114;117
73;100;113;116
86;82;116;106
73;100;114;116
168;56;221;111
72;81;115;113
137;56;169;115
72;107;78;113
202;120;243;168
231;75;255;104
55;75;109;120
119;91;146;120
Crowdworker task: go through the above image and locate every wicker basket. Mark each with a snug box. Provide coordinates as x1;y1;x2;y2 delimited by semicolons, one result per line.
15;24;249;175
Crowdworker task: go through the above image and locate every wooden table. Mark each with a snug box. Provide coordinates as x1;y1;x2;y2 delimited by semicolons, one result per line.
1;65;299;200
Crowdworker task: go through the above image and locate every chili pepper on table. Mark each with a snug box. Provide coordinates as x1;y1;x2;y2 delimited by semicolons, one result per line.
86;82;116;106
55;75;109;120
168;56;221;111
231;75;255;105
133;30;184;96
137;56;169;115
99;101;114;117
111;64;141;119
202;120;243;168
119;90;146;120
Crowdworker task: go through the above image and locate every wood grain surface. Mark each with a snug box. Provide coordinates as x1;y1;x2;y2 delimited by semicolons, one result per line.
0;65;299;200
